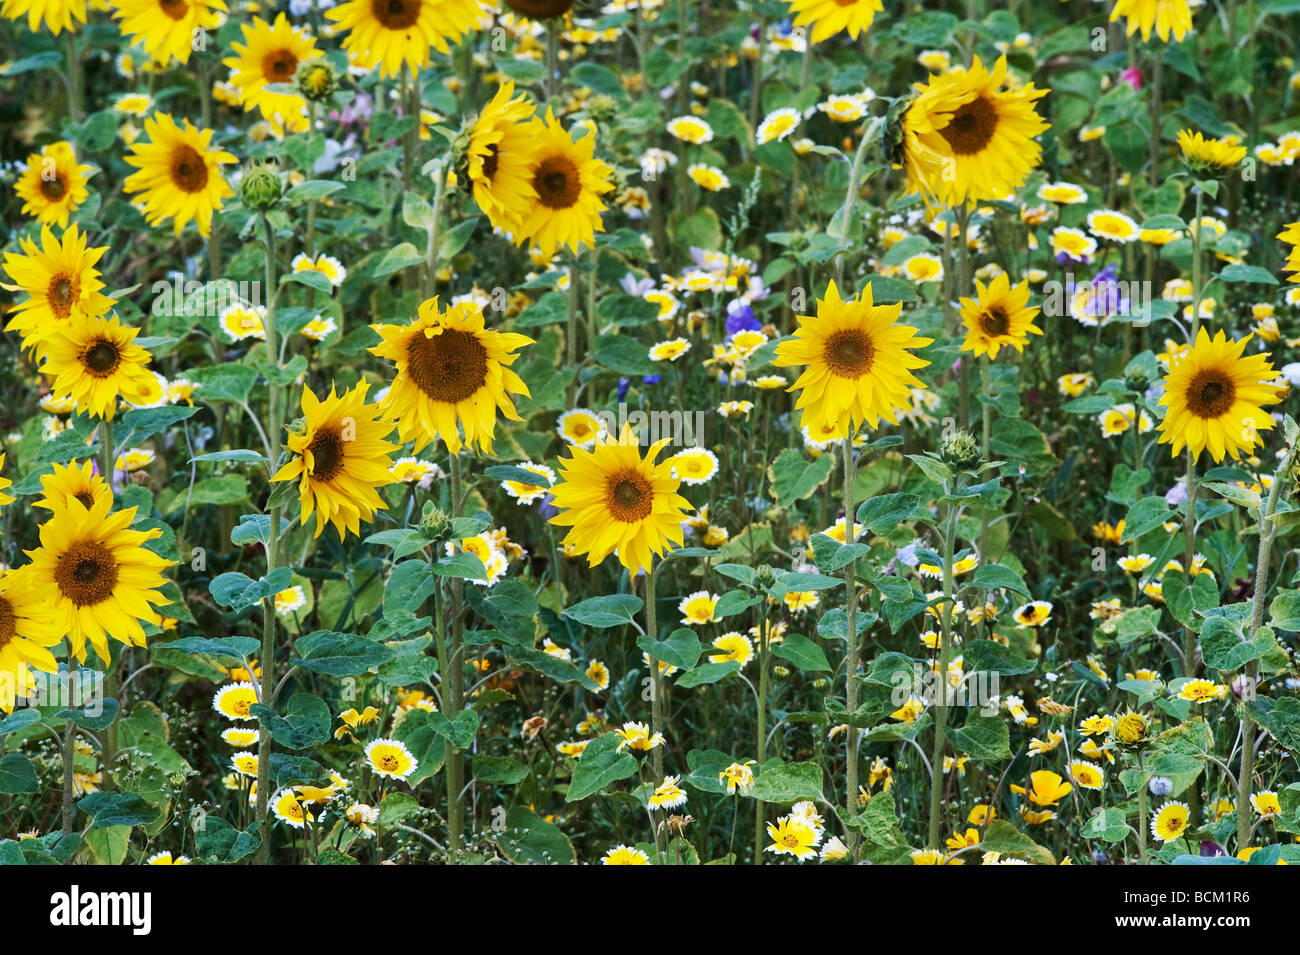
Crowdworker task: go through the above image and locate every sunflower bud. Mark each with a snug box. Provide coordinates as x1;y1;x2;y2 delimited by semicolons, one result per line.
1110;711;1151;752
755;563;776;586
420;502;451;542
294;57;339;103
939;428;980;469
239;161;282;211
586;94;617;124
448;119;477;195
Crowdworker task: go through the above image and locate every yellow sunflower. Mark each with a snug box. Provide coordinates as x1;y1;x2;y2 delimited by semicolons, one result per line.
368;297;533;455
34;458;112;514
547;427;692;577
467;82;539;234
0;568;62;714
1;0;87;32
41;313;163;419
1177;129;1246;176
772;279;933;433
24;495;174;664
903;55;1049;208
111;0;228;65
786;0;883;44
271;380;399;539
1110;0;1193;44
325;0;481;78
223;14;319;135
1;224;116;356
13;141;91;227
959;272;1041;358
513;109;615;258
1278;221;1300;283
123;113;236;237
1156;327;1282;463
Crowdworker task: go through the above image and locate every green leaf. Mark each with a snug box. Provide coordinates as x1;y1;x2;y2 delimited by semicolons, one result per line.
1122;496;1174;541
77;792;161;829
1218;264;1279;285
968;562;1030;598
978;820;1055;864
676;660;741;688
563;594;642;628
292;631;395;676
1200;616;1273;672
250;693;332;750
772;634;832;672
566;733;637;802
768;448;834;506
472;755;529;785
1081;807;1131;843
194;817;261;863
427;710;480;750
163;635;260;661
497;807;575;865
432;552;488;582
963;639;1038;676
0;754;39;795
637;628;703;671
751;760;824;803
210;566;293;610
856;493;922;533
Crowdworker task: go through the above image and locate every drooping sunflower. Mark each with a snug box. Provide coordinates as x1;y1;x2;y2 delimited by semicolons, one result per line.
271;380;400;539
13;141;91;227
123;113;236;237
1;224;116;356
1;0;87;32
903;55;1049;208
773;280;933;434
959;272;1041;358
547;428;692;577
466;82;539;234
1157;327;1282;463
1177;129;1246;176
513;109;615;258
41;313;163;419
325;0;481;78
34;458;112;514
111;0;228;65
1110;0;1193;44
0;568;62;714
223;14;319;135
24;495;174;664
786;0;883;44
368;297;533;455
1277;221;1300;283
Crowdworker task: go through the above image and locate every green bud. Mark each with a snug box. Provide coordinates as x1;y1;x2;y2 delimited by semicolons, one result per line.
295;56;339;103
939;428;980;469
240;161;282;211
420;501;452;541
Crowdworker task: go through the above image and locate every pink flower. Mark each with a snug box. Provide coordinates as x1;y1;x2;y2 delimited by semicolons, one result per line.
1120;67;1142;92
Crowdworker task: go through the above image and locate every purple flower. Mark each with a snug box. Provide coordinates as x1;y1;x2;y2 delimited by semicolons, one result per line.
617;377;631;401
725;302;760;338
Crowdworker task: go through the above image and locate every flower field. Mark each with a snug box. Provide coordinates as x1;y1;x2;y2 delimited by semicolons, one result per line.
3;0;1300;871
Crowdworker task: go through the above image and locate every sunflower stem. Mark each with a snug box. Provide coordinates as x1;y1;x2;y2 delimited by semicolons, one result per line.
64;30;82;122
61;643;79;834
1136;752;1150;864
423;160;448;299
842;434;862;856
1182;186;1205;681
928;486;958;850
98;416;119;791
833;122;880;290
754;613;769;863
445;452;467;860
646;562;667;856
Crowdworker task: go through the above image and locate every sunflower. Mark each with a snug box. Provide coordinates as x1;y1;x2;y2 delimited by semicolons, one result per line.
41;313;162;419
466;82;539;234
271;381;399;539
34;459;112;514
1110;0;1193;44
1177;129;1246;176
513;109;615;258
368;297;533;455
772;279;933;434
123;113;236;237
903;55;1049;208
1156;328;1282;463
325;0;481;78
2;224;115;356
1277;222;1300;283
786;0;883;44
959;272;1041;358
0;568;62;713
111;0;228;65
223;14;319;135
24;495;173;664
1;0;86;32
547;427;692;577
13;141;91;227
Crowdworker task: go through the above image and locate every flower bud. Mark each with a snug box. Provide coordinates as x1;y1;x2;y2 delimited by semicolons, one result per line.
939;428;980;469
295;57;339;103
240;161;282;211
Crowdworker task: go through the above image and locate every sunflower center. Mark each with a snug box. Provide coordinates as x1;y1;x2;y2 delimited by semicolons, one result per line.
159;0;189;20
307;429;345;482
939;95;998;156
373;0;421;29
482;144;500;182
534;155;581;209
406;328;489;404
823;329;874;377
1187;370;1235;418
48;273;77;314
75;490;96;509
980;306;1009;337
54;540;119;607
605;470;654;523
263;49;298;81
83;340;122;376
40;174;67;200
0;596;13;648
170;145;209;193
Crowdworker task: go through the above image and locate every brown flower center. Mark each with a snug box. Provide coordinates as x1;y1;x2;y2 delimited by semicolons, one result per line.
1187;370;1235;418
534;155;581;209
307;428;345;482
406;327;488;404
481;144;500;182
54;540;119;607
48;273;77;316
939;95;997;156
823;329;874;377
83;340;122;377
0;596;13;648
170;145;209;193
605;470;653;523
41;174;68;200
75;490;96;509
980;306;1009;337
373;0;420;29
159;0;190;20
263;49;298;81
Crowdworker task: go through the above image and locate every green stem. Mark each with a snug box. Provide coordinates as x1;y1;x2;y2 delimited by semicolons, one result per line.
446;453;467;859
842;435;861;853
423;162;448;299
646;563;667;856
928;493;958;850
61;643;78;833
99;417;118;791
754;614;769;863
